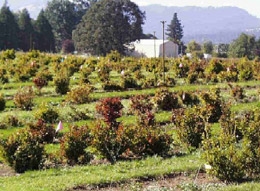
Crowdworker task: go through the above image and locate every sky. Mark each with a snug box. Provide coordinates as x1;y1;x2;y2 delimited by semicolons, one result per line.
131;0;260;18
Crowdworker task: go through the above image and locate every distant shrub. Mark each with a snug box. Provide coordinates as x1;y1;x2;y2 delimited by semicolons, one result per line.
13;86;34;110
0;68;9;83
0;94;6;111
228;83;245;101
66;84;93;104
54;75;70;95
33;77;48;92
34;103;59;124
153;87;180;111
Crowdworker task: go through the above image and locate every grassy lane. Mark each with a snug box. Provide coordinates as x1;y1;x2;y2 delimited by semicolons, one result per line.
0;154;203;191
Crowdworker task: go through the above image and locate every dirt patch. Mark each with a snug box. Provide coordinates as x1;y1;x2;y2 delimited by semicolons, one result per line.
0;163;17;177
71;172;225;191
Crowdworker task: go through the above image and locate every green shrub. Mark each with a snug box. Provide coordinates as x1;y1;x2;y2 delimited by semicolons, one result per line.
13;86;34;110
29;119;56;143
228;83;245;101
203;107;260;182
102;82;123;91
199;89;223;123
178;91;200;107
1;128;45;173
120;76;140;90
172;108;206;151
1;49;16;60
34;103;59;124
0;68;9;83
79;66;92;83
60;125;92;165
153;87;180;111
205;59;224;75
0;94;6;111
122;125;172;157
54;75;70;95
66;84;93;104
186;73;198;84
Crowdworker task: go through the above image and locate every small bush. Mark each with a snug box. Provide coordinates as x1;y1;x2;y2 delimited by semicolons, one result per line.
203;107;260;182
120;76;140;90
66;84;93;104
122;125;173;157
153;87;180;111
92;97;124;163
33;77;48;91
172;108;206;151
29;119;56;143
34;103;59;124
60;125;92;165
13;86;34;110
0;94;6;111
102;82;123;91
228;83;245;101
130;94;155;126
54;75;70;95
1;128;45;173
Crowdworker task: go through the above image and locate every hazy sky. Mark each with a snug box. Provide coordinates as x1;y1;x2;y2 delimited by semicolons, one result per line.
131;0;260;18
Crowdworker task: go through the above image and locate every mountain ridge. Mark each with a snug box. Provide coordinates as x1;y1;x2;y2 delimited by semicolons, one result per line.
141;4;260;43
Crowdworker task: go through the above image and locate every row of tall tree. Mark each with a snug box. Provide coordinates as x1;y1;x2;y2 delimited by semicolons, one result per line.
0;0;183;55
0;0;95;52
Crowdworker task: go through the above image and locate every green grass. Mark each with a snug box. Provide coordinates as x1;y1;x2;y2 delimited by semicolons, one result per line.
0;153;203;191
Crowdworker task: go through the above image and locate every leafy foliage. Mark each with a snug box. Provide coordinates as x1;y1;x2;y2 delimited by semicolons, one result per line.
73;0;145;55
60;125;92;165
13;86;34;110
1;128;45;173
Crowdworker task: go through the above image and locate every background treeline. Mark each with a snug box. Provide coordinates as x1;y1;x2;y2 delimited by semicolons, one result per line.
0;0;94;53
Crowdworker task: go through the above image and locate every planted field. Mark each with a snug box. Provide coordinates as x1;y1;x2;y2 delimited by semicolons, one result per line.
0;50;260;190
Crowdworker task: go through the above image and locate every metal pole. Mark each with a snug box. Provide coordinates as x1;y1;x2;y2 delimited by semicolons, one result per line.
153;31;156;58
161;21;166;84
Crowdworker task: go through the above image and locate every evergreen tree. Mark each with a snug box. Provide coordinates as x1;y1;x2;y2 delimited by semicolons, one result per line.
34;10;55;52
0;2;19;50
166;13;183;45
72;0;145;55
17;9;34;51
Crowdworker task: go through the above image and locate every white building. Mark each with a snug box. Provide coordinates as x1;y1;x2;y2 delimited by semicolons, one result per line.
127;39;179;58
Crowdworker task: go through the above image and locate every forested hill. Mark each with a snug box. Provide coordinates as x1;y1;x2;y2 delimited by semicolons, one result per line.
141;5;260;43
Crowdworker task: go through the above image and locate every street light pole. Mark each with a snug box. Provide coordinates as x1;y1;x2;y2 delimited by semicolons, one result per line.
161;21;166;84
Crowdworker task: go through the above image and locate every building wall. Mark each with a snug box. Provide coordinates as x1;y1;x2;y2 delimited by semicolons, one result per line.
127;39;178;58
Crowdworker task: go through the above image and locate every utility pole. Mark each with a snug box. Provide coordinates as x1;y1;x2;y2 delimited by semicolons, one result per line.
161;21;166;84
153;31;156;58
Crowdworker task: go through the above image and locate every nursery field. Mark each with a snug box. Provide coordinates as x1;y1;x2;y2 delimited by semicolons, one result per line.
0;50;260;190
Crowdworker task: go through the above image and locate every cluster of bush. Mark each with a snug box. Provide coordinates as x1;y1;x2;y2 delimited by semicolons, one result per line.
1;50;260;94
